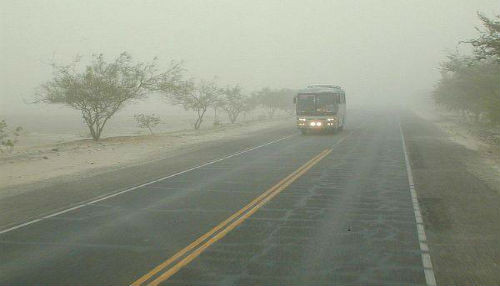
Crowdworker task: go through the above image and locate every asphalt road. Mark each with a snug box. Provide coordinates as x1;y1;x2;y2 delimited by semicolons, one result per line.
0;109;462;285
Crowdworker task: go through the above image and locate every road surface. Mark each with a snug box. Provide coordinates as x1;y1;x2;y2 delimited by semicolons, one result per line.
1;109;499;285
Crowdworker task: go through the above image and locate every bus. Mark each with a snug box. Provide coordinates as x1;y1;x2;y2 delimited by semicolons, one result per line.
294;84;346;134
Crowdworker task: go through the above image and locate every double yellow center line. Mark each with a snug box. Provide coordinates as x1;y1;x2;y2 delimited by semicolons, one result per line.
131;148;333;286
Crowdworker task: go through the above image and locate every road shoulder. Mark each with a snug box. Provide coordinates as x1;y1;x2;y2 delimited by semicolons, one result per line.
403;112;500;285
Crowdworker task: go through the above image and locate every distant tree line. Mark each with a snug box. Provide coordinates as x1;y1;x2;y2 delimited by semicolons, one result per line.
433;13;500;125
37;53;295;140
251;88;296;118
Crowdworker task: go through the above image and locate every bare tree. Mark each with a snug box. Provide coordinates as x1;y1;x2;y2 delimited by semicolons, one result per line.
165;80;220;129
222;85;247;124
468;13;500;61
134;113;161;135
255;88;279;118
38;52;183;140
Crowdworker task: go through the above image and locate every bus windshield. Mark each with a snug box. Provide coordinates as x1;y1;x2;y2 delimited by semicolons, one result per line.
297;94;315;114
316;94;336;114
297;93;338;115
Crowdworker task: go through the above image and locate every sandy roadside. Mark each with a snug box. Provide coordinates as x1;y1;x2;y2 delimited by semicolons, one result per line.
411;107;500;193
0;118;294;195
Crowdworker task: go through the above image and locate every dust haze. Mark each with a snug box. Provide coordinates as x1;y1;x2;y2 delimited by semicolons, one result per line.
2;3;500;284
1;0;499;137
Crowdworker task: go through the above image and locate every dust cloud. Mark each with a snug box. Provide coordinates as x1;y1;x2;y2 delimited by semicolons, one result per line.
1;0;499;137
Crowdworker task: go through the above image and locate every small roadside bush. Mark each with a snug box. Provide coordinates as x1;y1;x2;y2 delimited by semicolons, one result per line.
134;113;161;135
0;120;23;152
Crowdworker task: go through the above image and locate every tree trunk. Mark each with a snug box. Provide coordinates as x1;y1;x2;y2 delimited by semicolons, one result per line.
87;123;99;141
268;107;275;119
230;112;238;123
194;118;203;129
194;108;206;130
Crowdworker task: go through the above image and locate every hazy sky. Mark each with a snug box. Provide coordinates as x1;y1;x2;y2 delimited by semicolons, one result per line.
1;0;499;114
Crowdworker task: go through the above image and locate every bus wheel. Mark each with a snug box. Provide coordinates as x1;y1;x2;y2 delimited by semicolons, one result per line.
300;129;307;135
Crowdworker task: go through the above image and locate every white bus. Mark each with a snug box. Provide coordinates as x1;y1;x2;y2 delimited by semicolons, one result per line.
294;85;346;134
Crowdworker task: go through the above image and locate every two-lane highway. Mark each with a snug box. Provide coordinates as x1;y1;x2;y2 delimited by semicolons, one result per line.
0;110;431;285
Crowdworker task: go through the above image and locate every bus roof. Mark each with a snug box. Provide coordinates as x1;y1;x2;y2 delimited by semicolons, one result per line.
306;84;341;89
298;85;344;94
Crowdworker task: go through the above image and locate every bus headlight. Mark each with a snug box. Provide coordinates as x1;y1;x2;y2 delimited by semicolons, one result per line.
298;118;306;121
327;118;336;121
310;121;322;126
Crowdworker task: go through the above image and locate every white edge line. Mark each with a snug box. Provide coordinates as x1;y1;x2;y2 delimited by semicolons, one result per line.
0;133;296;235
400;122;437;286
